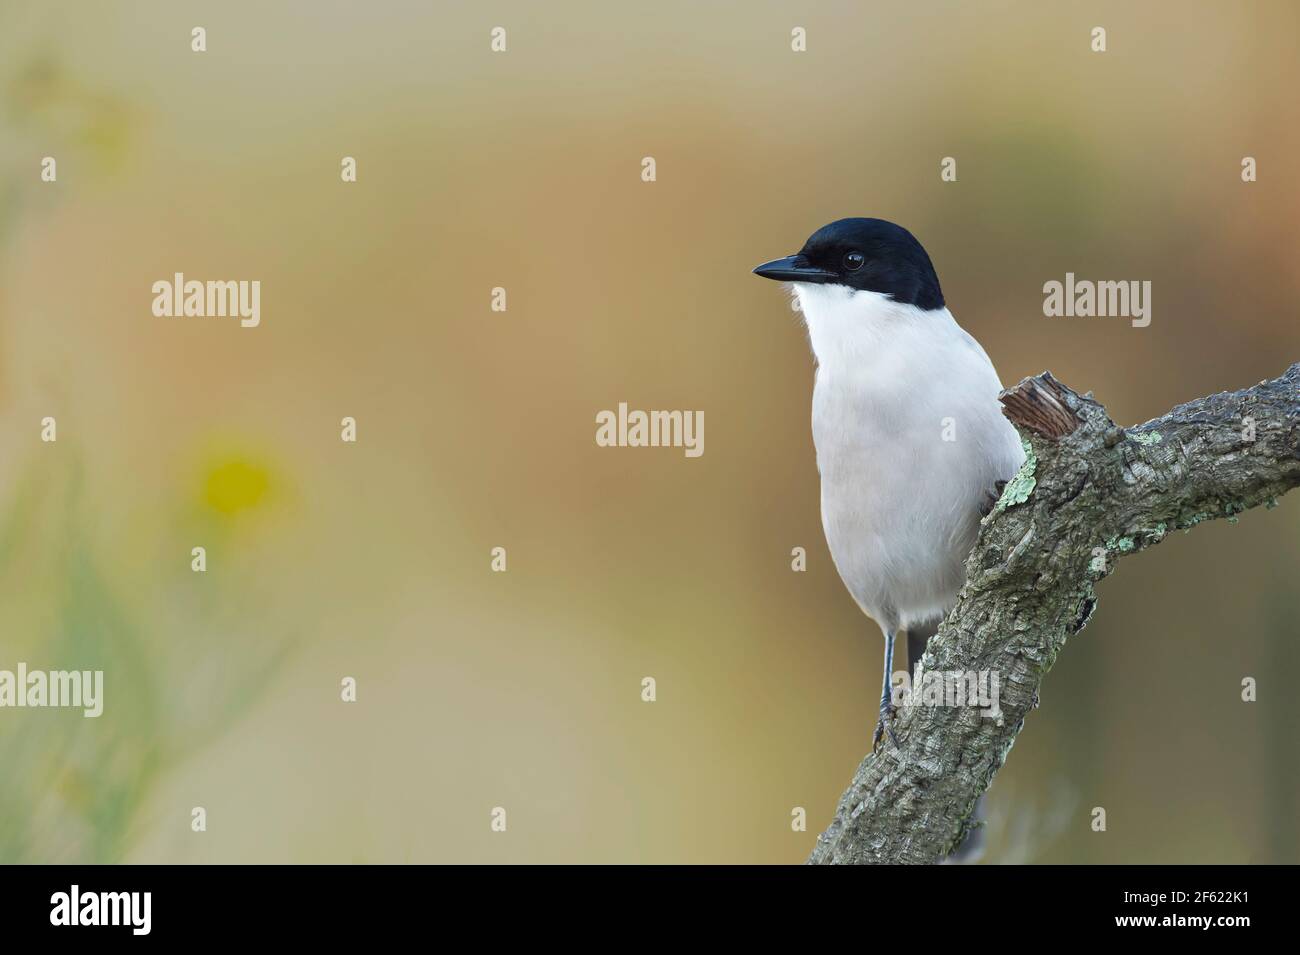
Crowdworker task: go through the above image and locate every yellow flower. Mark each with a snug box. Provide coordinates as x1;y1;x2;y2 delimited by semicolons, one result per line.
202;457;271;517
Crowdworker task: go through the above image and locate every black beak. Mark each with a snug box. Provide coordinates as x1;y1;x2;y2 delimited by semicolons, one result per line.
752;254;836;283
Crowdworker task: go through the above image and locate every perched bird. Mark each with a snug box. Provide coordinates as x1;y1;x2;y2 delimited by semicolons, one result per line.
753;218;1024;751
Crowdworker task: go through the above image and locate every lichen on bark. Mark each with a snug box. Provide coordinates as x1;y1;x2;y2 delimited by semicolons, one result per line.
808;363;1300;865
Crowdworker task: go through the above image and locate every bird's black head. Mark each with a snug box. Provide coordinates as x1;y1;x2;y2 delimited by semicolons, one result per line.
753;217;945;311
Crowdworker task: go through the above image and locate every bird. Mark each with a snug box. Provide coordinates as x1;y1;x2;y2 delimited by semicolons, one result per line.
753;217;1024;753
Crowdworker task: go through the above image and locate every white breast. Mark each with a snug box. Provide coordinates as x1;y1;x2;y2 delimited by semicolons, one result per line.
793;283;1025;632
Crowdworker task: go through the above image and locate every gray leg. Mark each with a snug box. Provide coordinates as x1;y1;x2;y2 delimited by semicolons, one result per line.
872;630;900;751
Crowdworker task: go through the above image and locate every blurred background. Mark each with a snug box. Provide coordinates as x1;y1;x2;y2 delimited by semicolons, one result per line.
1;1;1297;864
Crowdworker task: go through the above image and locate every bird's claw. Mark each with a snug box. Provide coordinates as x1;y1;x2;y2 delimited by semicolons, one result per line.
872;704;900;753
979;479;1009;518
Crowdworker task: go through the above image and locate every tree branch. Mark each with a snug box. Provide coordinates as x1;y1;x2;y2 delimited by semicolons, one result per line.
808;363;1300;864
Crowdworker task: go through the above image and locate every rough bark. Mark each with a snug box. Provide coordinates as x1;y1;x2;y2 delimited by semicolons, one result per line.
808;363;1300;865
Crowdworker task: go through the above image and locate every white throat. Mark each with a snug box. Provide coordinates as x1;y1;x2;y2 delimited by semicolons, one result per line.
791;283;958;371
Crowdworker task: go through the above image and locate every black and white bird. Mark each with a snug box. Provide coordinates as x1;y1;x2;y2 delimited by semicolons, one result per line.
754;218;1024;750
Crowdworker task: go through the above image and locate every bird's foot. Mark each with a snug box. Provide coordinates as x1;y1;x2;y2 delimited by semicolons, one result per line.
979;479;1009;517
872;703;900;753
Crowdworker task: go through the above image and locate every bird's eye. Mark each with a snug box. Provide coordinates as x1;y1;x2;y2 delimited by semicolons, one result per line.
843;251;865;272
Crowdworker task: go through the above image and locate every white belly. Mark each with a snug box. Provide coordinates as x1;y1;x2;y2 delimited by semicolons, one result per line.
815;399;996;630
797;286;1024;633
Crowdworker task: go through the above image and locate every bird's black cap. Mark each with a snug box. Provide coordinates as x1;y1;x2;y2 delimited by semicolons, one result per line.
753;217;945;311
